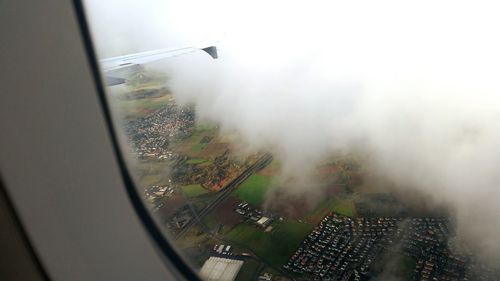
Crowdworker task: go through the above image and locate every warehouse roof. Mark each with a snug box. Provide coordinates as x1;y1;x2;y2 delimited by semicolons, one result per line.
199;257;244;281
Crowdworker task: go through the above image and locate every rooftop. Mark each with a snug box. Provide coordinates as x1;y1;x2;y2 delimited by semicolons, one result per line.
199;257;244;281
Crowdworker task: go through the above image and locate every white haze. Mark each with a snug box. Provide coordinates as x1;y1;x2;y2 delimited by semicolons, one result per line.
85;0;500;261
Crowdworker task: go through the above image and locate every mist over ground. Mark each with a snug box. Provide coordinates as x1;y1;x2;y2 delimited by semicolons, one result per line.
86;0;500;262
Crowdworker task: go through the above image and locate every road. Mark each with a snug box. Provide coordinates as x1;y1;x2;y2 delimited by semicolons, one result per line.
175;153;273;240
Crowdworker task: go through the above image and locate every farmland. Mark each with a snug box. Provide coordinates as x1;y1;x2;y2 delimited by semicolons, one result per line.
233;174;274;207
235;259;260;281
181;184;209;197
108;72;498;281
224;220;313;268
306;196;355;224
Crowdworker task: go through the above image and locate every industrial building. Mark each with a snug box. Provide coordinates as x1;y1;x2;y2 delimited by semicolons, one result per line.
199;257;244;281
256;216;272;228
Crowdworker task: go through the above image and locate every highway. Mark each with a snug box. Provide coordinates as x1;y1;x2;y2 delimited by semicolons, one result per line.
175;153;273;240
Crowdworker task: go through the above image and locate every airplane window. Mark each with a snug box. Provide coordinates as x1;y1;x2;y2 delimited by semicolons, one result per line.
83;0;500;280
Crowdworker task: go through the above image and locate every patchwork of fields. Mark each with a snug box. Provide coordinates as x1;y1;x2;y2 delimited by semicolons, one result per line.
111;79;364;279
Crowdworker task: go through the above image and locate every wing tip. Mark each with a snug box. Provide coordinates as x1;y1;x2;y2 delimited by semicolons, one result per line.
201;46;218;59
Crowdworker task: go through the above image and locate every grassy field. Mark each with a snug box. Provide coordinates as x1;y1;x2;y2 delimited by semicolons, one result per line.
195;123;218;132
224;220;313;268
110;92;173;119
235;259;260;281
172;122;222;158
201;212;219;231
233;175;273;207
306;197;355;223
190;143;207;152
181;184;209;197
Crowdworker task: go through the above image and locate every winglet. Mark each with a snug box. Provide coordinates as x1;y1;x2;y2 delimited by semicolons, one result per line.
201;46;218;59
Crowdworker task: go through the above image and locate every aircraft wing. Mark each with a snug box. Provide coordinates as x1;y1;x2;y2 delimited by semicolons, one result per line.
100;46;218;72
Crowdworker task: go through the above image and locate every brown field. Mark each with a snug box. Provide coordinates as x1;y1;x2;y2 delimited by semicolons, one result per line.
178;142;229;160
210;177;231;191
202;143;229;155
265;189;312;220
264;184;348;222
156;192;185;217
214;197;245;228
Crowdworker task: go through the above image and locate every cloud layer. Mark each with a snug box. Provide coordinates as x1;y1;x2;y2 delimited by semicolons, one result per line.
86;0;500;261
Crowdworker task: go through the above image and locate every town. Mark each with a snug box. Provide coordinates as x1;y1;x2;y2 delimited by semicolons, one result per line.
124;103;194;160
114;85;500;281
285;213;497;281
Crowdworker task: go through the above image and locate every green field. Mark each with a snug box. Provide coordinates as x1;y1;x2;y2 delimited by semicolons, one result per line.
201;212;218;230
235;259;260;281
110;91;173;119
306;197;355;222
233;175;273;207
173;123;219;156
194;123;218;132
224;220;313;268
190;143;207;152
181;184;209;197
201;211;231;234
